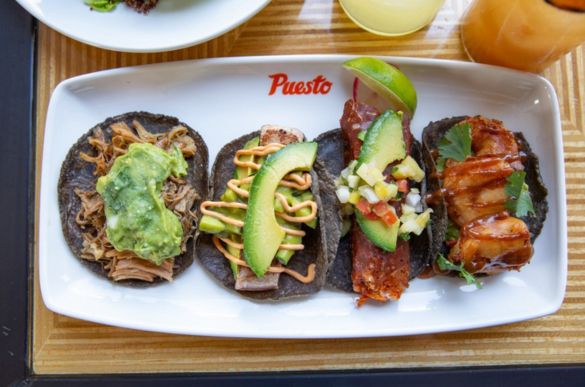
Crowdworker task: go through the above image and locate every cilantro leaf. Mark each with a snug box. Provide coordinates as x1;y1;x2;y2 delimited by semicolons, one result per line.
437;123;472;163
445;221;460;241
435;157;446;172
436;254;481;289
505;171;535;217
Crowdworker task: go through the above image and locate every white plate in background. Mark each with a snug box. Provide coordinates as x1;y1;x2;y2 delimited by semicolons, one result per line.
39;55;567;338
16;0;270;53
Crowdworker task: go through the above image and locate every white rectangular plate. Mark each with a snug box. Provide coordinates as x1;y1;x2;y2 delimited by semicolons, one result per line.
40;55;567;338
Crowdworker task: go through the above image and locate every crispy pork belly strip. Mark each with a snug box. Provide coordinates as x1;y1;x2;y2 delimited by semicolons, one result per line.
317;103;430;296
340;99;411;303
351;225;409;306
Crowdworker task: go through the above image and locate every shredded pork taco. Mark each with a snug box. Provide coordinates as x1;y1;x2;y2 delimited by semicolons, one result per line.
58;112;208;285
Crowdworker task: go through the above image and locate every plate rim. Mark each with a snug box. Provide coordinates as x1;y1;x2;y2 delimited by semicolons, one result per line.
15;0;271;53
39;54;568;338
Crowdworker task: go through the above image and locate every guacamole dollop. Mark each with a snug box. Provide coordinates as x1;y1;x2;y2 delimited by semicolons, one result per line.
96;143;188;265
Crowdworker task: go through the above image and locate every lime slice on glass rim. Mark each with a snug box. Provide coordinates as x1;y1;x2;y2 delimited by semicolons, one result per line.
343;57;417;118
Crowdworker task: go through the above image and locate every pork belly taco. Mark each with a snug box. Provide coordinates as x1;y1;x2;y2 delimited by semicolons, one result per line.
196;125;341;300
316;57;432;305
58;112;208;285
422;116;548;286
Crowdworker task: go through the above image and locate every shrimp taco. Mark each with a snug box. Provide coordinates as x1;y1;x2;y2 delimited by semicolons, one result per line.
422;116;548;284
58;112;208;285
196;125;341;300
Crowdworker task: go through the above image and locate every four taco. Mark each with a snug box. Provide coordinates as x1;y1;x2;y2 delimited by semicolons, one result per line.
57;60;549;304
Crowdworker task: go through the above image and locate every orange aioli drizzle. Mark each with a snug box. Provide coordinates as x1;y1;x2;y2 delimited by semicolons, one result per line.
213;236;315;283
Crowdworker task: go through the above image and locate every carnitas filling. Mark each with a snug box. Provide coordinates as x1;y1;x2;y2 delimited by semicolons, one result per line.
75;120;199;282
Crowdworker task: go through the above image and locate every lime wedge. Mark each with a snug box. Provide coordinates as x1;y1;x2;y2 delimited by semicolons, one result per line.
343;57;417;117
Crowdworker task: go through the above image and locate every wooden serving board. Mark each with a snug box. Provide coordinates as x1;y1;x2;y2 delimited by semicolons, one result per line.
33;0;585;374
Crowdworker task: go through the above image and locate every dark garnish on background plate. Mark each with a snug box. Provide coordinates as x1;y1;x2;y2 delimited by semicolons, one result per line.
85;0;159;13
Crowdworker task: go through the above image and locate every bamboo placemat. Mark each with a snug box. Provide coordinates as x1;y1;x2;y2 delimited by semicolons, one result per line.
33;0;585;374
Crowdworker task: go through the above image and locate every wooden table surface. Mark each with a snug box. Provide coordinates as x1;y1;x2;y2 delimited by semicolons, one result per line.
33;0;585;374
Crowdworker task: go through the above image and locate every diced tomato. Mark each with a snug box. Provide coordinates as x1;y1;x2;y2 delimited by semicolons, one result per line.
356;198;371;215
372;201;398;226
382;210;398;225
364;212;380;220
372;201;390;217
396;179;409;193
356;198;381;220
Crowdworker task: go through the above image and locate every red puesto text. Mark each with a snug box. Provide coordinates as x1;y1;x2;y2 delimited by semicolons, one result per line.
268;73;332;96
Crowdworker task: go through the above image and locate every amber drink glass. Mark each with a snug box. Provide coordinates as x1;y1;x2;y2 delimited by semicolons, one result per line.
461;0;585;73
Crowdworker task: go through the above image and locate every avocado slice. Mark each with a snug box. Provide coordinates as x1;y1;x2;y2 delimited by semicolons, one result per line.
355;109;405;251
243;142;318;277
357;110;406;171
355;211;399;252
275;218;301;265
226;236;240;279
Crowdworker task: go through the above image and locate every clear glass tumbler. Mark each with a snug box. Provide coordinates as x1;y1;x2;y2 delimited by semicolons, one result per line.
338;0;446;37
461;0;585;73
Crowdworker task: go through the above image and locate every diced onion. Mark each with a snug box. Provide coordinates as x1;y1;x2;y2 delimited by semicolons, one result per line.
340;166;351;180
356;163;384;186
336;186;350;203
347;175;360;189
406;191;422;208
391;156;425;182
374;181;398;201
401;204;416;215
399;209;432;236
358;185;380;204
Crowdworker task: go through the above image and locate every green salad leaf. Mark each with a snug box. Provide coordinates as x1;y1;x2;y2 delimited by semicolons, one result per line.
436;254;481;289
436;123;472;171
85;0;121;12
505;171;535;217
